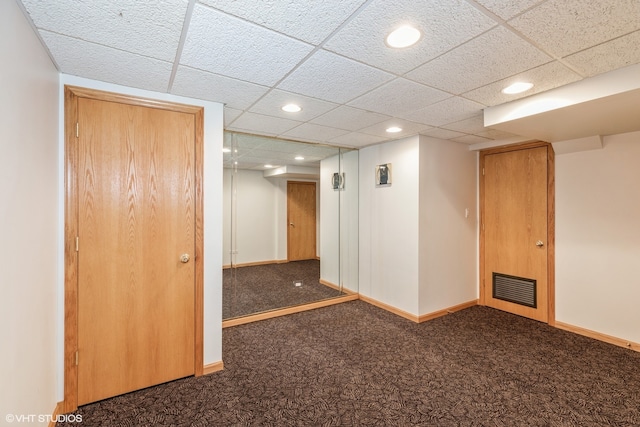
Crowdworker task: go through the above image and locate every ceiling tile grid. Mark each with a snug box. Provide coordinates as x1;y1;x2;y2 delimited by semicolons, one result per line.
16;0;640;152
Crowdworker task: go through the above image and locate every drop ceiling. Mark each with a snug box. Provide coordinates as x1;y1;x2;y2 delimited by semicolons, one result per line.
17;0;640;148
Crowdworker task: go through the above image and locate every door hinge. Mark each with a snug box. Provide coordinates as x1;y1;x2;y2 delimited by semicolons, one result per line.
75;351;79;366
482;167;485;176
76;122;79;138
75;236;79;252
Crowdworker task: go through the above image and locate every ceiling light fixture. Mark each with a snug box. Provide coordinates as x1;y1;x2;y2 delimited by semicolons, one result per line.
264;164;273;168
502;82;534;94
386;126;402;133
222;147;231;153
386;25;421;48
282;103;302;113
295;156;304;160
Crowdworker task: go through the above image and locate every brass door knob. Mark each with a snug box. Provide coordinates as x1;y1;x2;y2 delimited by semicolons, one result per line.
535;240;544;247
180;253;190;263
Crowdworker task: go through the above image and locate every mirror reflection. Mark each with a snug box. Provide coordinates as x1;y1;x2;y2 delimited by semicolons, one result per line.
222;132;359;320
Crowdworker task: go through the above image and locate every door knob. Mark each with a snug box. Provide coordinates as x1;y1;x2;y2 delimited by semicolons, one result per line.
180;253;190;263
290;223;294;227
535;240;544;247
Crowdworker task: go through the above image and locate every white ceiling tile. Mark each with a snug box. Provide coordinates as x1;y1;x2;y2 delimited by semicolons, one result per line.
403;97;486;126
441;114;486;134
324;0;497;74
181;4;313;86
40;31;172;92
198;0;367;44
420;128;468;140
310;106;390;131
280;123;350;142
476;128;521;139
172;66;269;110
508;0;640;57
248;90;339;121
462;61;583;106
474;0;543;20
278;50;395;103
452;134;493;144
407;26;552;94
21;0;187;61
329;132;387;147
358;119;433;138
224;107;243;127
227;112;303;136
348;78;451;116
563;30;640;77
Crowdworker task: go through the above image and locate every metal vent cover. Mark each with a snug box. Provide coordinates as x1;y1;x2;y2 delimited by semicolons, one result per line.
493;273;537;308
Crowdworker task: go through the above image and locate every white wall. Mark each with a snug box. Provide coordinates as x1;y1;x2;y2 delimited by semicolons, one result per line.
418;137;478;314
359;136;420;314
555;132;640;343
222;169;280;265
0;0;60;420
58;75;224;400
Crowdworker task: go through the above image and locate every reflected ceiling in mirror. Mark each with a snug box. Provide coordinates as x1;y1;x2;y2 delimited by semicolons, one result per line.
223;132;354;172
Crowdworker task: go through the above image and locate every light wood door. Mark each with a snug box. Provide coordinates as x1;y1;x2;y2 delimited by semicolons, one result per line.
287;181;317;261
77;97;195;405
482;145;551;322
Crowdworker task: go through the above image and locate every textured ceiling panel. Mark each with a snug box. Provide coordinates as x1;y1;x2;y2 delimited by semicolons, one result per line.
172;66;269;110
40;31;173;92
21;0;187;61
277;49;394;103
463;61;582;106
452;134;492;144
403;97;486;126
248;89;338;122
441;114;486;134
348;78;451;117
508;0;640;58
310;106;390;132
280;123;350;143
329;132;386;147
358;119;432;138
563;30;640;77
407;26;552;94
474;0;543;20
324;0;496;74
224;108;243;127
198;0;367;44
181;4;314;86
228;112;303;136
420;128;468;140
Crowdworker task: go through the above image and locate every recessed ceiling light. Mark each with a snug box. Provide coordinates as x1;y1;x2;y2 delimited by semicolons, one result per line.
295;156;304;160
386;126;402;133
502;82;534;94
264;164;273;168
386;25;421;48
222;147;231;153
282;103;302;113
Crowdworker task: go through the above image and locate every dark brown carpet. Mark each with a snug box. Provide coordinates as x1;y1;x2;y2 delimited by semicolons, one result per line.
223;260;343;319
59;301;640;426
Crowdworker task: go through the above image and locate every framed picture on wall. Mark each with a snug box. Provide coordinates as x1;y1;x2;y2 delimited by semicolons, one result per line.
332;172;345;190
375;163;391;186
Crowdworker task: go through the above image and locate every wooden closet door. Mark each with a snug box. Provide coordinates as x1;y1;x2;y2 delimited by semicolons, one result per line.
482;145;551;322
77;97;196;404
287;181;317;261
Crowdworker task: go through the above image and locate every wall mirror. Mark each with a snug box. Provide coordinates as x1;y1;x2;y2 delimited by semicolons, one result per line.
223;132;359;320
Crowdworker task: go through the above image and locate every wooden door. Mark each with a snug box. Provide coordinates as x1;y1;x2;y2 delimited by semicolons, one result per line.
287;181;317;261
76;97;196;404
481;144;553;323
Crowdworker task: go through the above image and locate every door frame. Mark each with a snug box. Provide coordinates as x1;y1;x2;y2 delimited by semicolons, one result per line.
478;141;555;325
63;86;205;412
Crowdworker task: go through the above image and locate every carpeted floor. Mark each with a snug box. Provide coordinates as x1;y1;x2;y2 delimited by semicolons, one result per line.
223;260;343;319
58;301;640;426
